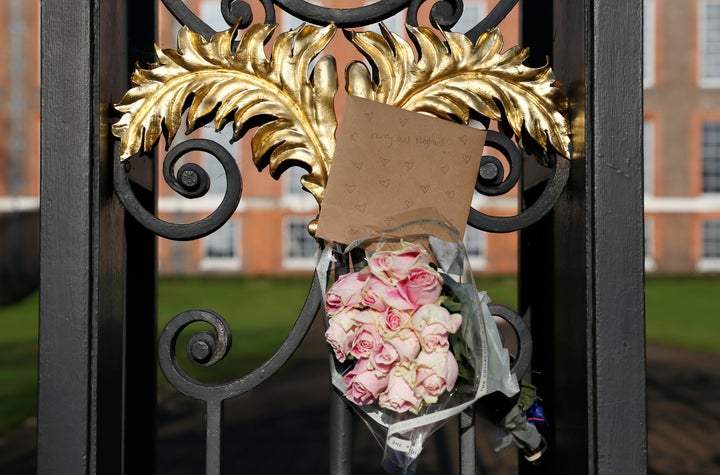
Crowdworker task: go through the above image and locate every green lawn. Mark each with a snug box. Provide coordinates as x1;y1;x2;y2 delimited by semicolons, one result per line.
0;274;717;435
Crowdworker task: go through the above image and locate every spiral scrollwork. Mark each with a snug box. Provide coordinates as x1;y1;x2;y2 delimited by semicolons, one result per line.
475;130;522;197
487;303;532;378
160;0;515;33
469;148;570;234
162;0;276;39
157;273;322;402
406;0;463;29
114;138;242;241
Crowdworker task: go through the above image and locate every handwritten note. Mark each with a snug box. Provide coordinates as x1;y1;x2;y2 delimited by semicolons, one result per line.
316;96;486;244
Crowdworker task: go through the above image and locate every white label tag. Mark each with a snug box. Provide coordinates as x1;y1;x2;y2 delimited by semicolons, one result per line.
386;437;423;459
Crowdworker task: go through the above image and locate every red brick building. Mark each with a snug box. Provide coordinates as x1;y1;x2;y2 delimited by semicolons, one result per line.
3;1;717;276
643;0;720;273
154;0;521;276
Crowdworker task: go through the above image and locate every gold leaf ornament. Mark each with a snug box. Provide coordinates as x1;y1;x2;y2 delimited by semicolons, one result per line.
345;24;571;158
113;21;572;210
112;23;339;204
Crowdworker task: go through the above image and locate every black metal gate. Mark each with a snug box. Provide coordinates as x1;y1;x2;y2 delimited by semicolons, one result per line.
37;1;645;474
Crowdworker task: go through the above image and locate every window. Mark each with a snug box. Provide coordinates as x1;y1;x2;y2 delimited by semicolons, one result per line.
464;226;487;269
283;166;317;212
200;219;241;271
281;8;308;30
699;220;720;270
200;125;240;197
644;217;656;271
451;1;487;36
200;0;229;31
643;0;655;88
284;166;308;197
644;119;654;195
702;122;720;193
284;217;318;269
699;0;720;86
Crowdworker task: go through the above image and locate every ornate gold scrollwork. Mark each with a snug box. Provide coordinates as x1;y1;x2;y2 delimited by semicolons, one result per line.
112;22;571;207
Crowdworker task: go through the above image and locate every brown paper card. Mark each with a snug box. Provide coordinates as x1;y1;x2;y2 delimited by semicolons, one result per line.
316;96;486;244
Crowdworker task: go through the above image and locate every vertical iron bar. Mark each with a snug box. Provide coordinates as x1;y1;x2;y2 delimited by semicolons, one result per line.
329;390;353;474
520;0;646;473
123;0;158;472
38;0;132;473
459;408;475;475
206;399;224;475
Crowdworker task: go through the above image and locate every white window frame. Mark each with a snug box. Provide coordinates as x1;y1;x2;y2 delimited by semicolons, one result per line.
464;226;488;270
644;119;655;196
283;216;318;270
702;122;720;194
643;0;656;88
698;219;720;271
200;218;242;271
699;0;720;87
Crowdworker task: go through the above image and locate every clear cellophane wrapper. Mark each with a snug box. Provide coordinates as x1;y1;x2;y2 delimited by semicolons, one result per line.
317;219;519;474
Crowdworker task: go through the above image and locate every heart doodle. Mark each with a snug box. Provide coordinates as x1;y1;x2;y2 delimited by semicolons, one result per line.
459;135;468;145
379;157;390;166
440;166;449;174
355;202;367;213
365;112;374;121
379;179;391;187
384;217;396;227
405;200;414;208
351;132;360;141
404;161;414;170
419;185;430;193
353;161;363;170
462;154;472;163
345;184;357;194
445;190;455;199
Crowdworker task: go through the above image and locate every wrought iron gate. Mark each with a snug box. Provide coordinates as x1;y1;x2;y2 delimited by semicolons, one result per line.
37;1;645;474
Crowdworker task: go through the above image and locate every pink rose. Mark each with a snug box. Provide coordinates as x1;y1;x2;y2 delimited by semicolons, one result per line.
378;364;423;414
397;266;444;308
385;328;421;362
331;308;376;332
325;270;369;315
350;324;383;359
411;303;462;334
324;318;357;363
413;351;459;404
367;245;430;285
361;276;414;312
418;323;452;353
344;359;389;405
379;307;412;337
370;344;399;374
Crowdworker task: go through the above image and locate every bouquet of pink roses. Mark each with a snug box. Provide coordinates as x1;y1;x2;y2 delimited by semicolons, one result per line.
317;220;518;475
324;241;463;414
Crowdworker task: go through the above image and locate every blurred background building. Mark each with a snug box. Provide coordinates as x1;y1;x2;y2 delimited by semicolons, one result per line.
0;1;39;303
1;0;719;281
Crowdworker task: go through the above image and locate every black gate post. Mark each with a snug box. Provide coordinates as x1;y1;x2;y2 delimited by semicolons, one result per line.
38;0;157;473
520;1;646;474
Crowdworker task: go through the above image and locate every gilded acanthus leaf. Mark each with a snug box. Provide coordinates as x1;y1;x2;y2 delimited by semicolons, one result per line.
112;23;339;203
345;25;571;158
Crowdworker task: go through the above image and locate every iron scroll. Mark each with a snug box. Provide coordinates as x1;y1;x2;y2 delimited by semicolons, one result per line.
111;2;570;471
